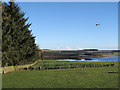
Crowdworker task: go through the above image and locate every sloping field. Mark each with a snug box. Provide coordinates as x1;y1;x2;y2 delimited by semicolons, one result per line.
2;64;118;88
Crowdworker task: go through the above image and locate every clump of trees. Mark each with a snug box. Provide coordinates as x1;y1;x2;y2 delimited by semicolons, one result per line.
2;2;39;67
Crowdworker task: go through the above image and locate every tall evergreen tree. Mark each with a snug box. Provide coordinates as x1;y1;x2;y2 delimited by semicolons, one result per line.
0;1;2;67
2;2;39;66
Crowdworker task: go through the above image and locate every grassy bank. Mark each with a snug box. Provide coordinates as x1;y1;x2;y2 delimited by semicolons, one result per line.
31;60;118;70
2;61;119;88
1;60;41;74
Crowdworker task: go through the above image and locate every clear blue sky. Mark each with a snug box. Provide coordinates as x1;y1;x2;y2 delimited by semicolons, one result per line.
18;2;118;50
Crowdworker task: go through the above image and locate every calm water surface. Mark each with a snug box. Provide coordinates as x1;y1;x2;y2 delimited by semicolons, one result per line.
58;56;119;62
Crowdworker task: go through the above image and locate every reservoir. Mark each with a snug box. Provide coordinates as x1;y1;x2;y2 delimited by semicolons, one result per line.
58;56;119;62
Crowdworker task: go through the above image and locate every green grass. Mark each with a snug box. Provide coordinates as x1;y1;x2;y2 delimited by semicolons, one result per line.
2;62;118;88
32;60;118;69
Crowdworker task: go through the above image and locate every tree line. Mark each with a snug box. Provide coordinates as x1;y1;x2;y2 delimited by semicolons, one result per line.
2;2;39;67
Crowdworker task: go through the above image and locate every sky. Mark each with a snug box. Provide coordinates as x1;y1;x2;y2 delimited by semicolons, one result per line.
17;2;118;50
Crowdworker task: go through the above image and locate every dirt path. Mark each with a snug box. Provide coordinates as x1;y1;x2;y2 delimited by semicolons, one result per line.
0;60;41;74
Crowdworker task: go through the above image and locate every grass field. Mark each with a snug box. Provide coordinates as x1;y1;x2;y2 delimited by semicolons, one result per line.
32;60;118;69
2;61;119;88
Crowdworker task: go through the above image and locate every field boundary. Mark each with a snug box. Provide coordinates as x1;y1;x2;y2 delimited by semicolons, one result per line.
0;60;41;74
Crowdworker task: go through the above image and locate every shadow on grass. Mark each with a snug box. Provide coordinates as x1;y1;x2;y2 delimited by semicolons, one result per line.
108;72;119;74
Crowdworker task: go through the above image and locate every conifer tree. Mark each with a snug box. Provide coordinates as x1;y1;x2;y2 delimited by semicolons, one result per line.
0;1;2;66
2;2;39;66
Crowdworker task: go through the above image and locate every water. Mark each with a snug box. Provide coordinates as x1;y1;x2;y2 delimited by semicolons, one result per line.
58;56;119;62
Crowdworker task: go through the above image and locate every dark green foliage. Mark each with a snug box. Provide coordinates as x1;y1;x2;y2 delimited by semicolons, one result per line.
41;52;44;60
0;1;2;67
2;2;39;66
